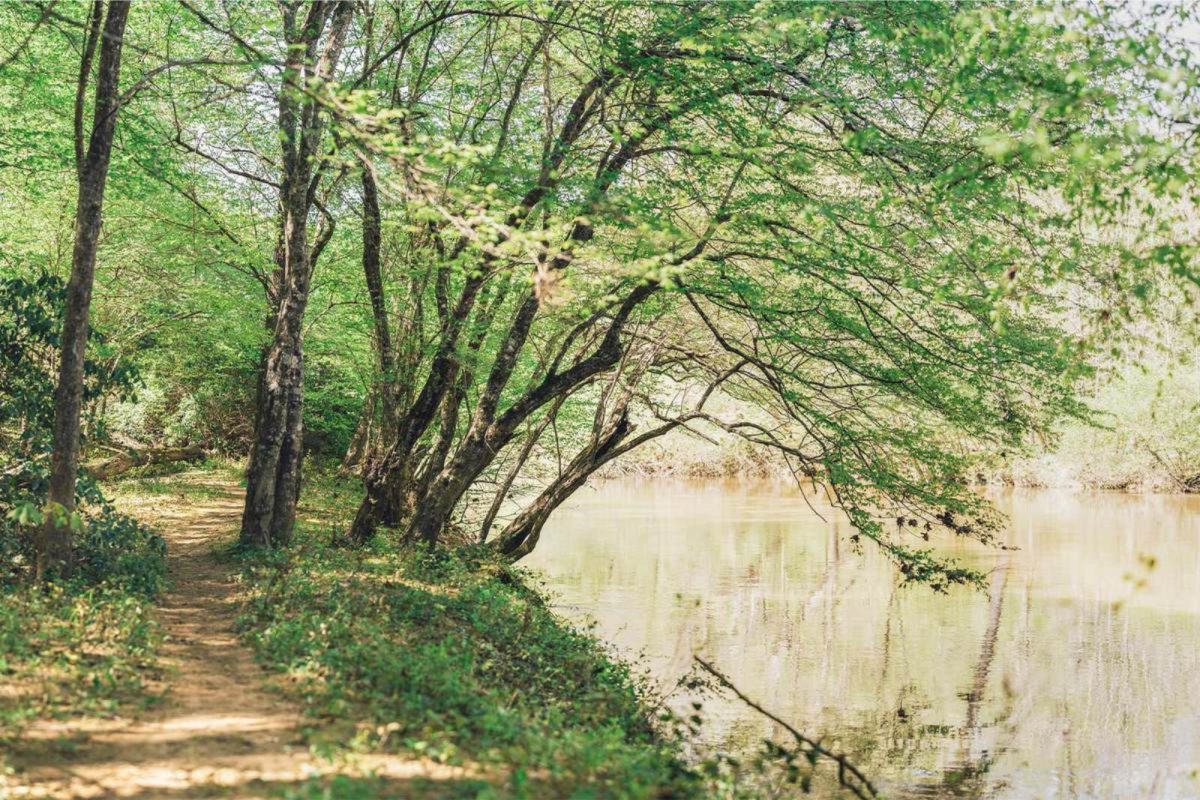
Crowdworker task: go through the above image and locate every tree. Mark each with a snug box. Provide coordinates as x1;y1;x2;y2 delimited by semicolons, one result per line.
9;1;1193;592
327;1;1197;587
38;0;132;580
238;1;354;548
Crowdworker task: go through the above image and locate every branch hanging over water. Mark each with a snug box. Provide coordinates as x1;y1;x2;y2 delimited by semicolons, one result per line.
694;656;880;800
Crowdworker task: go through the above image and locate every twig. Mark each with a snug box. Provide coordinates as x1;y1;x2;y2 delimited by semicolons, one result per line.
693;656;880;800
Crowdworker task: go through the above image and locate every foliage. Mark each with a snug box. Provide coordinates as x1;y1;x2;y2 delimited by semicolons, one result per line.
0;270;165;590
997;360;1200;491
0;269;138;457
0;462;863;799
239;468;878;798
0;583;160;752
1;1;1198;583
0;267;163;762
291;0;1200;582
72;510;168;597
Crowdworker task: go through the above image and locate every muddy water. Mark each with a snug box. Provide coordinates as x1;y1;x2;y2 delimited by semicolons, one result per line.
525;480;1200;799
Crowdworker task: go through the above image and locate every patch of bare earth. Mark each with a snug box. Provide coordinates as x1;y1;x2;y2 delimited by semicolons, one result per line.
1;475;476;799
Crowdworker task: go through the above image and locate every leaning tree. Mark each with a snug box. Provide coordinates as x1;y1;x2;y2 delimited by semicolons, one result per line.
320;1;1196;587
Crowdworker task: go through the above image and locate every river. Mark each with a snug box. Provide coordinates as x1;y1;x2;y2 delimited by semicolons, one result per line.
525;479;1200;799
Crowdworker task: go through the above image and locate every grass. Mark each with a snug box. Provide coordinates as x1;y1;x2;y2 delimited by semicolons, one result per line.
0;489;168;776
236;469;703;799
0;463;837;798
102;456;245;500
0;584;162;765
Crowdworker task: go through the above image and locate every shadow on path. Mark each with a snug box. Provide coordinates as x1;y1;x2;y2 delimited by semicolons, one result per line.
4;476;471;799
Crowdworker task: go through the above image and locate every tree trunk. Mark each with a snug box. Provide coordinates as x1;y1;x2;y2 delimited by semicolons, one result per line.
89;445;206;480
496;411;631;559
38;0;131;581
270;336;305;546
341;164;395;477
239;1;352;548
241;198;312;547
346;279;488;544
478;401;562;543
397;288;654;546
360;163;393;382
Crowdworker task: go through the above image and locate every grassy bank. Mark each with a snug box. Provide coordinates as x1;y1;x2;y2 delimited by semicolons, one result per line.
2;463;854;797
978;365;1200;493
0;587;161;745
0;511;166;775
236;469;703;799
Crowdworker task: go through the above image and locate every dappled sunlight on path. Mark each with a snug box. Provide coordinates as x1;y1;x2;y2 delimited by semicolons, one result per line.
2;475;474;799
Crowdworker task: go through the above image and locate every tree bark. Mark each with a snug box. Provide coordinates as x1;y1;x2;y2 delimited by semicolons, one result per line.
494;357;738;559
478;399;563;543
241;186;313;547
496;411;631;559
361;162;393;383
401;283;657;546
341;163;395;477
239;1;352;548
38;0;131;581
347;277;486;542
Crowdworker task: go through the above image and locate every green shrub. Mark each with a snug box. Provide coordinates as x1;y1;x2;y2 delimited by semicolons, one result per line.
1;268;164;593
1;503;166;597
994;361;1200;491
74;509;167;597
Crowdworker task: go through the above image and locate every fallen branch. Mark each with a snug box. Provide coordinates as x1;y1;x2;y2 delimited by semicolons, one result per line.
694;655;879;800
88;445;206;480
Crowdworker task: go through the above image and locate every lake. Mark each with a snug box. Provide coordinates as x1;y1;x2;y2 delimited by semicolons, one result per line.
526;480;1200;799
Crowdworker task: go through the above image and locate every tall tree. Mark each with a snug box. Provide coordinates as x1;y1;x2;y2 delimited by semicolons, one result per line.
240;1;353;548
38;0;132;580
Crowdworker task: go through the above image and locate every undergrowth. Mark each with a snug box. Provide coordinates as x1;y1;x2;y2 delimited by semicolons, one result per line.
238;498;702;798
0;498;166;769
0;583;162;760
236;468;849;799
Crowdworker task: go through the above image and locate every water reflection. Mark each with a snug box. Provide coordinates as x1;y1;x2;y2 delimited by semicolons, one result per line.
526;480;1200;798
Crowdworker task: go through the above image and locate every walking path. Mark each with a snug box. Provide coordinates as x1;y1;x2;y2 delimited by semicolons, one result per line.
3;478;471;799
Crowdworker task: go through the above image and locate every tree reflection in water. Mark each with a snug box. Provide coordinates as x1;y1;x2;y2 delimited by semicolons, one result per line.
529;480;1200;798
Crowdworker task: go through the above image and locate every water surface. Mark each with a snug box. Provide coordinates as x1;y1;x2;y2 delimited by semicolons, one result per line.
526;480;1200;798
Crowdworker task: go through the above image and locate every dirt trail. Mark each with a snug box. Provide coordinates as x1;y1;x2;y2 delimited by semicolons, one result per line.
4;478;471;799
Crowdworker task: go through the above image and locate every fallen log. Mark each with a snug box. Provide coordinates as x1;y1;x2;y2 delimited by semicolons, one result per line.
88;445;206;480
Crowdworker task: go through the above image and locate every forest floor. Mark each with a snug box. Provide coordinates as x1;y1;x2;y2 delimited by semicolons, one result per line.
2;474;475;799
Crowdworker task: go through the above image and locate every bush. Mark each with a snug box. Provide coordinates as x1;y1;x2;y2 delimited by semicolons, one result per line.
1;268;164;592
993;362;1200;491
75;509;167;597
1;503;166;597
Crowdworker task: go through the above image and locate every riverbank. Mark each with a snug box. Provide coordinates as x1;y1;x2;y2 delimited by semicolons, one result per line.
602;426;1200;493
7;468;814;798
236;467;704;798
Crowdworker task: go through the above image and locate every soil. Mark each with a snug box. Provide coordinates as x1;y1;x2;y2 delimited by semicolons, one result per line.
2;477;478;799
